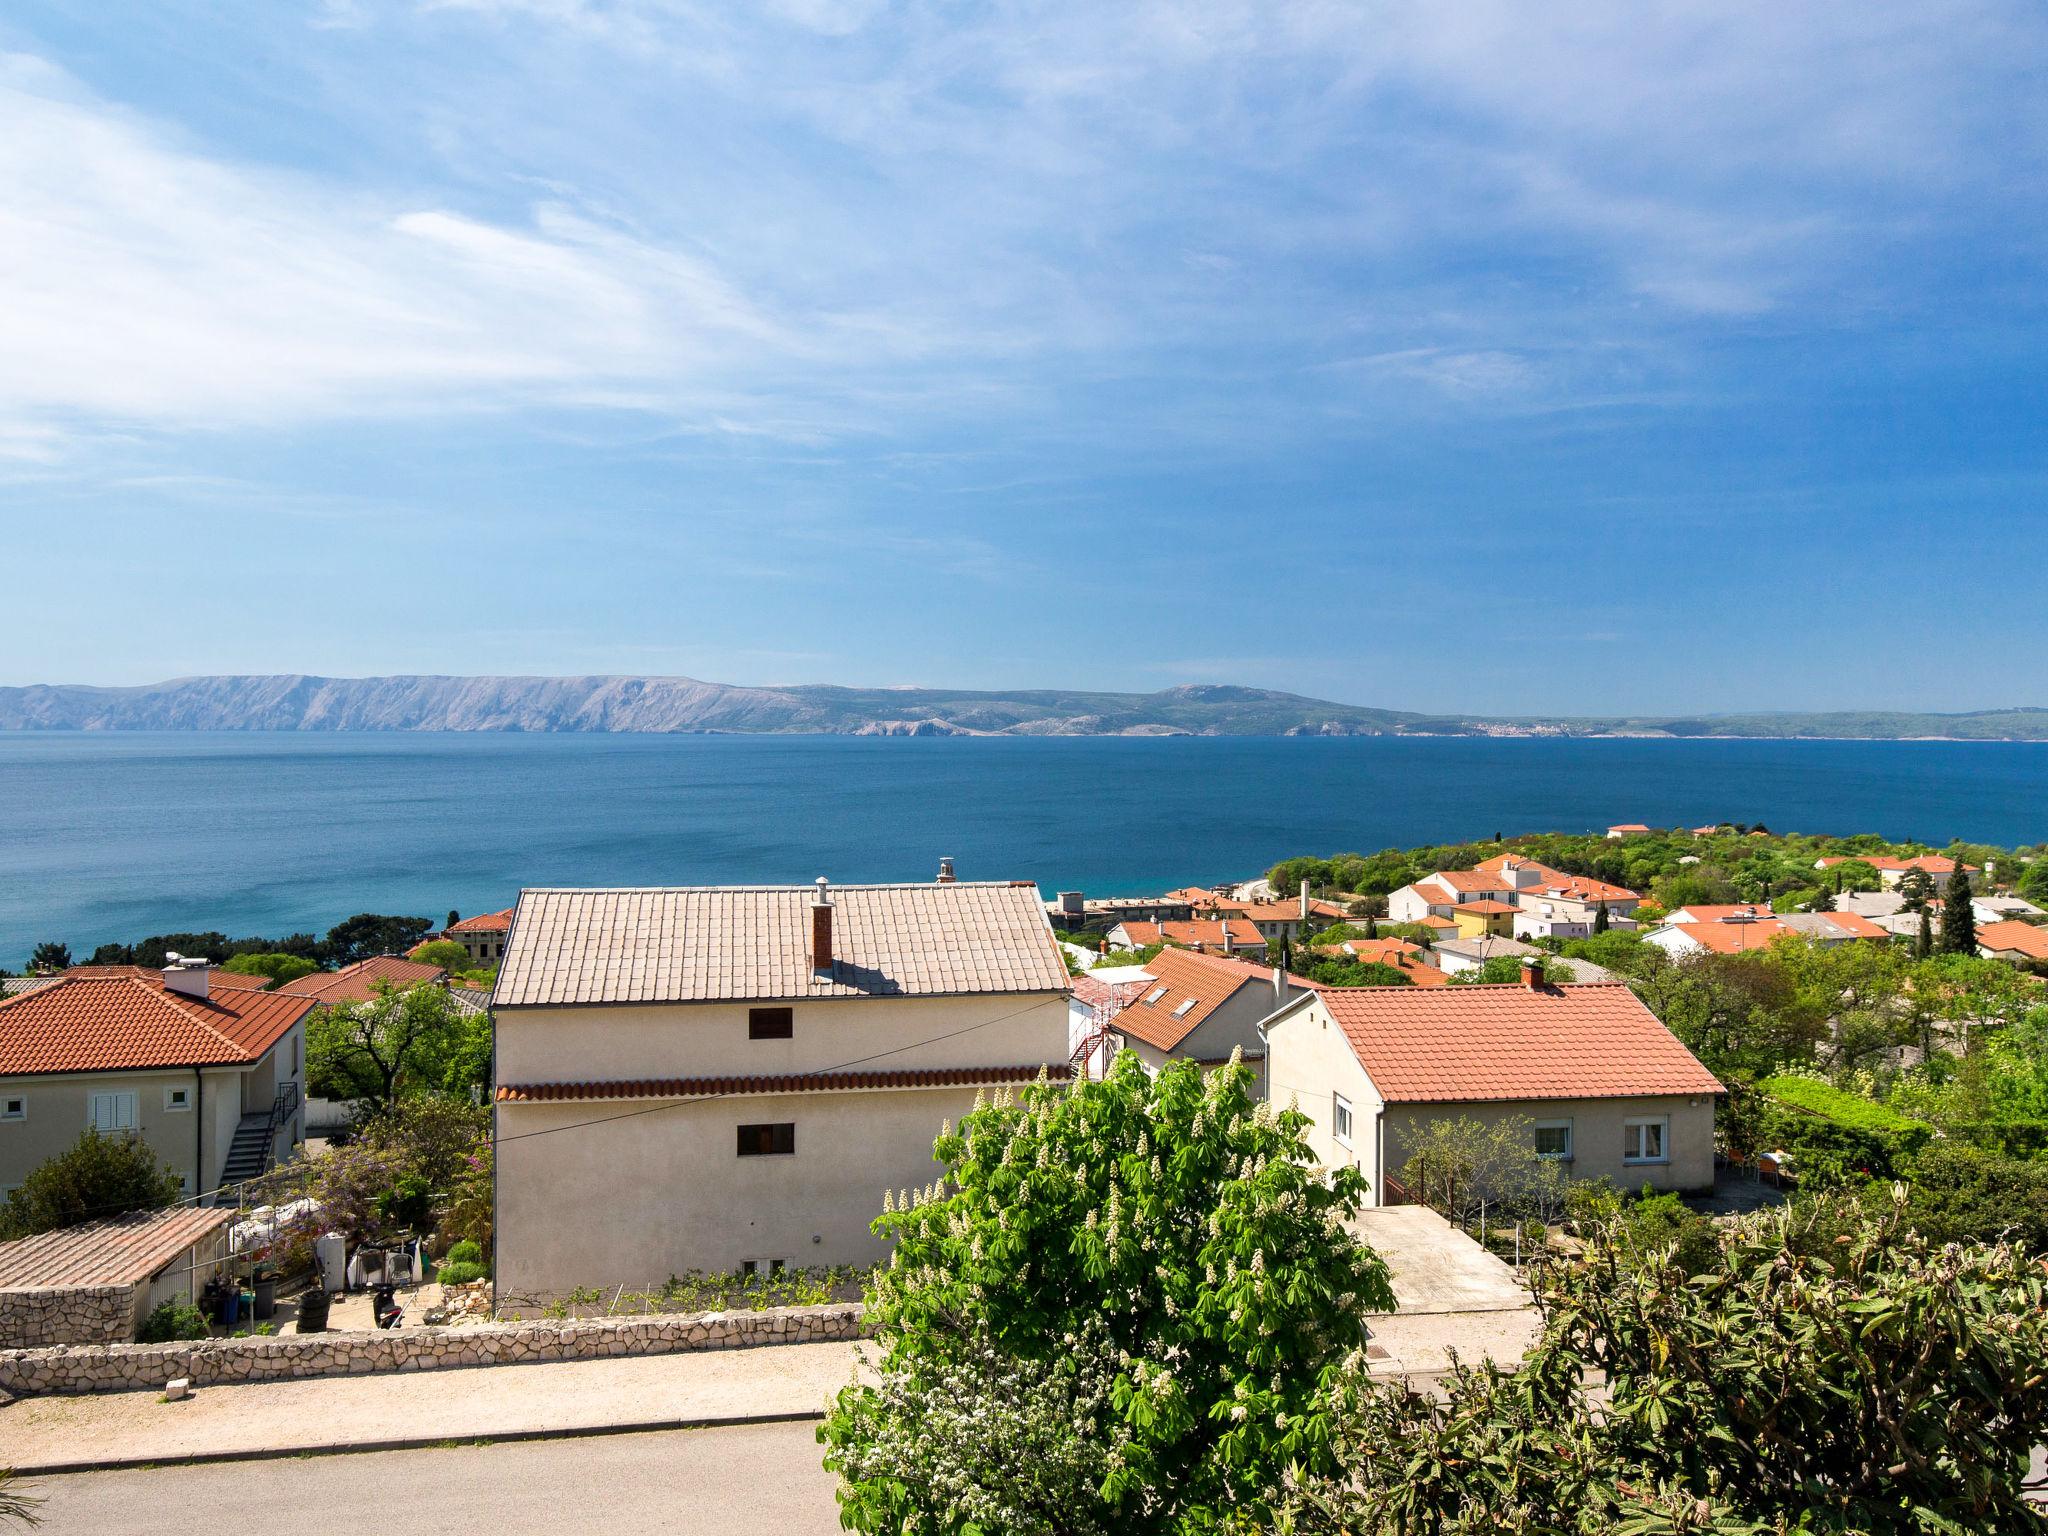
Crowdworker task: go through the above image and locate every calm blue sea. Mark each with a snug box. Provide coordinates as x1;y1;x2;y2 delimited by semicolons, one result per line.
0;731;2044;964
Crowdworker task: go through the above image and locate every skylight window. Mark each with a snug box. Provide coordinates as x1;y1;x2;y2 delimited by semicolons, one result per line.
1172;998;1196;1018
1144;987;1168;1004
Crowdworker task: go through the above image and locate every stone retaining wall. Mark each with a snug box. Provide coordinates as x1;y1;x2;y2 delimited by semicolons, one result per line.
0;1301;864;1396
0;1285;138;1349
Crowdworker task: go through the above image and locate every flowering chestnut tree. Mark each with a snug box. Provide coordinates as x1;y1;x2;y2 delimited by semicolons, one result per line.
819;1050;1394;1535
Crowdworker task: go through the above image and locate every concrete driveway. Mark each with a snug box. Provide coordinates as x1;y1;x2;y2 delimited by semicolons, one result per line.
1350;1204;1539;1377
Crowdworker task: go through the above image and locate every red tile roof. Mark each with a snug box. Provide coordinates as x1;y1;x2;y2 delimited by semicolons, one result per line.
496;1062;1069;1103
62;964;272;992
1669;919;1790;954
0;973;315;1076
1411;881;1457;907
0;1207;235;1287
1070;972;1152;1017
1453;900;1520;916
1234;898;1347;923
1667;905;1775;923
1307;983;1721;1103
1606;824;1651;834
446;908;516;934
1476;855;1638;904
1113;918;1265;950
275;955;447;1006
1431;870;1514;895
1316;939;1448;985
1978;920;2048;960
1818;855;1978;875
1116;946;1307;1053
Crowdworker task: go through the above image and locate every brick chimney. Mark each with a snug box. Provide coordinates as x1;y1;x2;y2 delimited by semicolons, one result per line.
162;952;210;1001
810;877;834;975
936;857;956;884
1519;957;1543;990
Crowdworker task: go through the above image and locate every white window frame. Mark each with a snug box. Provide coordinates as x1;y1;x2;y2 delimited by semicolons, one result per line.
88;1090;138;1134
164;1085;193;1113
0;1095;24;1122
1533;1119;1574;1160
1623;1116;1669;1165
1332;1093;1354;1147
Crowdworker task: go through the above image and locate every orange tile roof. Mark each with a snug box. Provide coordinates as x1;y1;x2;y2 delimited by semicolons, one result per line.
446;908;516;934
1667;905;1775;923
497;1063;1069;1103
1318;939;1448;985
0;1207;235;1287
1234;899;1347;922
1411;881;1458;907
1113;919;1266;950
1431;870;1514;894
1308;983;1721;1103
0;973;315;1076
1978;920;2048;959
1606;824;1651;834
275;955;447;1006
62;963;272;992
1670;919;1789;954
1116;946;1308;1053
1476;855;1638;904
495;882;1071;1007
1818;855;1978;875
1453;899;1520;915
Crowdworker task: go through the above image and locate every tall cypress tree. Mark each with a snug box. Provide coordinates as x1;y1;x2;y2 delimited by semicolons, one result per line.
1593;901;1610;934
1915;907;1932;960
1939;867;1977;954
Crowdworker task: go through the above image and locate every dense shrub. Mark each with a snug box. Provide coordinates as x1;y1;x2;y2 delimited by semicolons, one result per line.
138;1299;211;1342
821;1053;1392;1535
442;1238;483;1267
1884;1143;2048;1250
0;1130;183;1239
435;1259;486;1286
1287;1192;2048;1534
1757;1072;1933;1185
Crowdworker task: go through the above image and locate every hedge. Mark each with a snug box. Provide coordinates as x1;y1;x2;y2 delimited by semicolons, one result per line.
1757;1075;1934;1187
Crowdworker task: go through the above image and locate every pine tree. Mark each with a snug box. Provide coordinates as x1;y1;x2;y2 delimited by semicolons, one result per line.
1812;887;1835;912
1939;868;1977;955
1915;907;1932;960
1593;901;1610;934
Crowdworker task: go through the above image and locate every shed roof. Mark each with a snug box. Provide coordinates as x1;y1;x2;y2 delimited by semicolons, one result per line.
0;1207;234;1289
494;882;1070;1007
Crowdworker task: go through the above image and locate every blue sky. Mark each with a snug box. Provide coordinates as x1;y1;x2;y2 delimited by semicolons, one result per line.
2;2;2044;715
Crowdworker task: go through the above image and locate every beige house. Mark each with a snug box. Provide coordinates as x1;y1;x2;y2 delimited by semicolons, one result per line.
444;908;516;966
1096;946;1303;1095
490;878;1072;1302
0;962;313;1203
1264;963;1720;1204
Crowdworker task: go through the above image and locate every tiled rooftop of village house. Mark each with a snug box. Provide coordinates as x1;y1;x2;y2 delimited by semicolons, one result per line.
493;881;1071;1007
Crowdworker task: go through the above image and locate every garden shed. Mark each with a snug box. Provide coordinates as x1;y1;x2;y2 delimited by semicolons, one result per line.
0;1206;234;1346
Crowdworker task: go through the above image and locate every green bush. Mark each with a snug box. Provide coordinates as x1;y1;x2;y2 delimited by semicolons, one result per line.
1884;1144;2048;1251
442;1239;483;1267
1757;1073;1933;1185
436;1259;486;1286
138;1299;211;1342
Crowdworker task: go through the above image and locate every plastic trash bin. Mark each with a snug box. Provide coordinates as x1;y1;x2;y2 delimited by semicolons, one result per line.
252;1273;277;1320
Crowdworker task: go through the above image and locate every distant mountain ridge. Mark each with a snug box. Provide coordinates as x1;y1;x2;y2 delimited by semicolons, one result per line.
1;676;2045;740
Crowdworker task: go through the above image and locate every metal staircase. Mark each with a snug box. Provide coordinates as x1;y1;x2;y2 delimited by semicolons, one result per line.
217;1082;301;1193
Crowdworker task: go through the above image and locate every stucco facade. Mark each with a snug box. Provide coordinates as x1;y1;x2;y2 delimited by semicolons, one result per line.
493;990;1070;1298
1265;993;1716;1204
0;1024;303;1202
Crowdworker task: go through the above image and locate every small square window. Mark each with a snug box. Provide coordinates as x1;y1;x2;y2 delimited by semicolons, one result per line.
1623;1118;1668;1164
0;1097;24;1122
1332;1094;1354;1146
1533;1120;1573;1159
737;1122;796;1157
748;1007;794;1040
164;1086;192;1113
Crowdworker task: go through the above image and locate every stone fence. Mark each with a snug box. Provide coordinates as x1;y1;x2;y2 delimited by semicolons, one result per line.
0;1301;864;1397
0;1286;139;1349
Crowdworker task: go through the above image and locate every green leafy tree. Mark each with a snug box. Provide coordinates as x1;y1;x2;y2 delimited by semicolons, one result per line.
1939;867;1978;954
0;1129;182;1239
2018;857;2048;904
820;1054;1394;1535
220;952;319;988
252;1096;489;1255
1897;867;1936;911
1288;1193;2048;1534
408;939;471;972
1445;955;1551;986
27;941;70;973
1396;1114;1569;1227
306;983;490;1109
322;912;434;966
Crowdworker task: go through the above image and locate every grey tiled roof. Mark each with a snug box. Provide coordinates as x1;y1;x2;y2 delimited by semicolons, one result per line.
494;882;1071;1007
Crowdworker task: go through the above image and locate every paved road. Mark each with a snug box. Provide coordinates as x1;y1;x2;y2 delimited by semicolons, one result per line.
19;1422;846;1536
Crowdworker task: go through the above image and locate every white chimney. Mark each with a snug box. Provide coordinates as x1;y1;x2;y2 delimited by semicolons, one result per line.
1298;878;1310;922
937;857;957;884
162;952;210;1001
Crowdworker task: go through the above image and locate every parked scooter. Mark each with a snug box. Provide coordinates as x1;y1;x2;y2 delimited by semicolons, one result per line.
371;1282;404;1331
